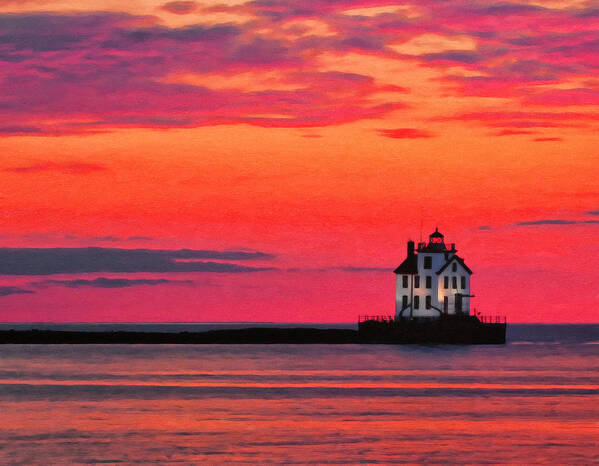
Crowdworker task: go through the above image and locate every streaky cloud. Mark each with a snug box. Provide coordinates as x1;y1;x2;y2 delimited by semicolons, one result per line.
4;162;107;174
0;126;43;135
286;266;389;273
0;286;35;297
377;128;434;139
161;1;198;15
336;266;390;273
471;3;546;16
533;137;562;142
514;219;599;226
31;277;194;288
421;50;483;64
493;129;536;136
0;233;156;243
0;247;275;275
90;236;155;242
434;111;599;129
525;88;599;106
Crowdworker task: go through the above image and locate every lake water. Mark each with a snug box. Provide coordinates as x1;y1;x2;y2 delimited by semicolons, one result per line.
0;324;597;464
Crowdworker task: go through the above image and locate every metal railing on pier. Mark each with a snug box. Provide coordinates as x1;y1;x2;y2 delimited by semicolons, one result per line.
358;315;393;323
358;314;506;324
477;315;507;324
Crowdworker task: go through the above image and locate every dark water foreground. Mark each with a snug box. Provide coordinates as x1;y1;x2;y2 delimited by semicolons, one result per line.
0;324;597;464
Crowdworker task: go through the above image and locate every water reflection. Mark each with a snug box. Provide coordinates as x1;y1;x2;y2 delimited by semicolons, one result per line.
0;330;597;463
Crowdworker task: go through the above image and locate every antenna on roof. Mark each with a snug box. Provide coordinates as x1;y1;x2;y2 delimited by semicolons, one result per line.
419;218;423;243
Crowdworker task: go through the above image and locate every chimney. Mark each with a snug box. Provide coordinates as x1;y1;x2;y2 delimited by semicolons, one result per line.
407;240;415;257
451;243;455;251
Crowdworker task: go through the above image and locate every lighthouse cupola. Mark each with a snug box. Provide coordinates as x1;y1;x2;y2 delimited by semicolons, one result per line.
427;227;446;250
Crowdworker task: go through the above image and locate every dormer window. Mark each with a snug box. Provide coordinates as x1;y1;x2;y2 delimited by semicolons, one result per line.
424;256;432;269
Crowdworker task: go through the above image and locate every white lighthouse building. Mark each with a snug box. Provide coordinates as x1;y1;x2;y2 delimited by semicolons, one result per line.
394;229;473;319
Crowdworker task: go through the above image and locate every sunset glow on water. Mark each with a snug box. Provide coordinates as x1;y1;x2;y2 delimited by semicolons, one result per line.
0;326;597;464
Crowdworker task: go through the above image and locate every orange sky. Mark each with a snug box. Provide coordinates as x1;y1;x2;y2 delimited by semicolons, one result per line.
0;0;598;322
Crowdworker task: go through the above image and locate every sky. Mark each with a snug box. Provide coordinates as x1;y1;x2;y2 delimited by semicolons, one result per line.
0;0;598;322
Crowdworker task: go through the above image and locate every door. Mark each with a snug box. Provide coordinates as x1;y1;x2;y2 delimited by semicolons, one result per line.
455;294;462;314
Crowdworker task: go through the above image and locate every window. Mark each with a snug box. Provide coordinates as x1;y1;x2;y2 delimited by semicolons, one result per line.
402;295;408;309
414;296;420;309
425;295;431;309
414;275;420;288
461;276;466;289
452;276;457;289
452;262;457;272
444;296;448;312
444;276;448;289
424;256;432;269
402;275;408;288
426;276;432;289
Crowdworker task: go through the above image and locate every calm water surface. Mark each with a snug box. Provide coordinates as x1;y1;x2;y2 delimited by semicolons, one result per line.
0;324;597;464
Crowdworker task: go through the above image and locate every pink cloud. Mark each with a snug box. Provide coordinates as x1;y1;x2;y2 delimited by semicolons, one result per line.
160;1;198;15
435;111;599;129
525;88;599;106
533;137;562;142
1;2;599;135
4;162;107;174
377;128;434;139
493;129;536;137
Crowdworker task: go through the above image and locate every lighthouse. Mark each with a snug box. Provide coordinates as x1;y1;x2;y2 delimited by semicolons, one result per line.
357;229;504;343
394;229;473;319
